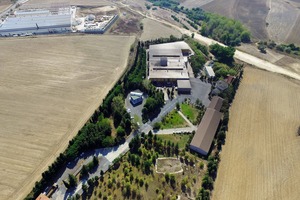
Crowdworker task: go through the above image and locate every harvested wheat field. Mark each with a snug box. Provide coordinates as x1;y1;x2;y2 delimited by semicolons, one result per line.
213;67;300;200
0;35;134;200
140;18;182;41
0;0;11;12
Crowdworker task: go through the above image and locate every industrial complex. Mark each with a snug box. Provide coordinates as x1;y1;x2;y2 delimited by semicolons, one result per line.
0;3;117;36
147;41;194;93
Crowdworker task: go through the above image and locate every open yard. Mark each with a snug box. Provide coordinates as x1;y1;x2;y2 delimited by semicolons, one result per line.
0;35;134;200
157;133;191;149
140;18;182;41
213;67;300;200
156;158;183;174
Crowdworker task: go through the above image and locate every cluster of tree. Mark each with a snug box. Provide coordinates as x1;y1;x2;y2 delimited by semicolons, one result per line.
201;12;251;46
171;15;180;22
146;1;251;46
209;44;235;65
142;35;185;48
258;40;300;56
142;87;164;122
213;62;237;78
80;156;99;179
186;39;207;76
66;117;114;160
147;0;179;9
124;46;146;92
129;132;180;166
165;173;177;188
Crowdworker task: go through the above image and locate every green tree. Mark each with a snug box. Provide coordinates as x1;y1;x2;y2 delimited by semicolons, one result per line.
210;44;235;64
241;31;251;43
68;174;77;187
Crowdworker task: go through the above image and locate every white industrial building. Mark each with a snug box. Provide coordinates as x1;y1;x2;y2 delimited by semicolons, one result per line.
0;7;72;36
147;41;194;87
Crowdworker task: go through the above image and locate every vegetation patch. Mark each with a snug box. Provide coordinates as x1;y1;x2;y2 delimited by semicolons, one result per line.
180;103;199;124
156;158;183;174
160;110;189;129
157;133;191;149
87;132;207;200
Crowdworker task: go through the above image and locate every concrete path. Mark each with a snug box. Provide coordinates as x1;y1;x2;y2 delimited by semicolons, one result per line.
178;110;195;127
153;126;197;135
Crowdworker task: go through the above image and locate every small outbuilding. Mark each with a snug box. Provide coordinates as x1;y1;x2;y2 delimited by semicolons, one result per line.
130;92;143;106
205;66;215;78
177;80;191;94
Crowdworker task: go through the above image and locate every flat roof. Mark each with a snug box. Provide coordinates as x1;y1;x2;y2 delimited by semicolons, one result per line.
208;96;223;111
149;69;189;80
149;41;194;55
0;14;71;33
205;66;215;77
190;108;222;155
149;49;182;58
177;80;191;89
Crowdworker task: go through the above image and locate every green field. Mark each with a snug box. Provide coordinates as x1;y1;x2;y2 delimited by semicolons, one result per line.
157;134;191;149
161;110;188;129
180;103;199;125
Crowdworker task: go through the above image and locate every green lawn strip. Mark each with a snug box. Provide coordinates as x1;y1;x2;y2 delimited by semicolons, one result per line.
157;134;191;149
161;110;189;129
134;114;142;124
180;103;199;124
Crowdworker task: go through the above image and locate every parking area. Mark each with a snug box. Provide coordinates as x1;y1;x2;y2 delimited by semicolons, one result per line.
125;92;147;125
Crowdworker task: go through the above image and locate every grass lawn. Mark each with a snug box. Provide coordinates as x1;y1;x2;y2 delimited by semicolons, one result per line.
134;114;142;124
161;110;188;129
180;103;199;125
157;134;191;149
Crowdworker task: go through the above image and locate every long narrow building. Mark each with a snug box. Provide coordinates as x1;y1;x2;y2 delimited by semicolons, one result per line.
190;96;223;155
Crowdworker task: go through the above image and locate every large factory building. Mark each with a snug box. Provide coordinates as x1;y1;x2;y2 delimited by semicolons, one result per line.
0;7;71;36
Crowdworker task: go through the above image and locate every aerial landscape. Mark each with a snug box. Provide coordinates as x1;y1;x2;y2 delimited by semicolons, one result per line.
0;0;299;200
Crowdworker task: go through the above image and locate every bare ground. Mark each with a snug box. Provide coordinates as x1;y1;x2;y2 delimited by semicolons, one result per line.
0;0;11;11
140;18;182;41
238;43;300;76
0;35;134;200
200;0;269;40
156;158;183;174
189;0;300;44
213;67;300;200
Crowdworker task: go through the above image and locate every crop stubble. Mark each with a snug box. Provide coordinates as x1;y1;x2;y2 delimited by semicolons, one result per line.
213;67;300;200
0;35;134;200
